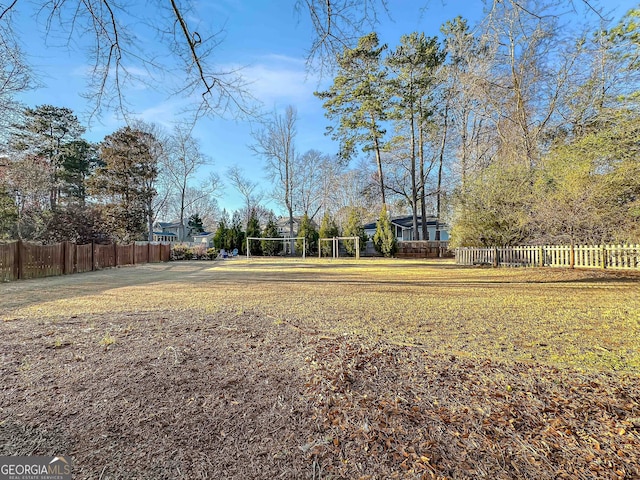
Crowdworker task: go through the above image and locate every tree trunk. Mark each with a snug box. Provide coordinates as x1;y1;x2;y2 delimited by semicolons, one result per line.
418;102;428;241
410;106;418;241
147;199;154;242
373;141;386;207
436;102;449;241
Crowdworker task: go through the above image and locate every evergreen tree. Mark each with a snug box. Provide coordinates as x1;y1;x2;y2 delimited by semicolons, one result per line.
296;214;319;256
343;207;368;256
261;214;282;256
229;211;246;253
315;32;391;206
10;105;86;210
89;126;158;242
213;212;229;250
318;211;339;256
58;139;100;206
386;32;444;240
0;188;18;240
246;208;262;255
188;213;205;235
373;205;397;257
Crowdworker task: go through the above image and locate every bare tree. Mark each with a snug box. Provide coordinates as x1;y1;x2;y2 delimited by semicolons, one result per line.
165;181;221;232
293;149;340;221
227;166;264;228
0;6;31;105
0;0;255;121
162;125;219;240
251;106;297;246
295;0;389;74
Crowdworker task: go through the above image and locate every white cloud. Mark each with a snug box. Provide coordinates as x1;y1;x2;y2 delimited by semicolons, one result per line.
227;54;325;109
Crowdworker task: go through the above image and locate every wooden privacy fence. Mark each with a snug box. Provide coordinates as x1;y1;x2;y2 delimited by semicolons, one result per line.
0;240;171;282
455;244;640;270
397;241;452;259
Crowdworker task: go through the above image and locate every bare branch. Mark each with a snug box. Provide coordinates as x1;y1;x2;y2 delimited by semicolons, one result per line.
0;0;18;21
296;0;390;76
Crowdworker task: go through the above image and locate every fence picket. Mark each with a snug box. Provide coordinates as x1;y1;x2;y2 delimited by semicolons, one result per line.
455;244;640;270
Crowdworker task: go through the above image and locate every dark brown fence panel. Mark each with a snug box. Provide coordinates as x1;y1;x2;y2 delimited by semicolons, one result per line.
76;244;93;273
94;243;116;270
21;242;64;279
0;242;18;281
397;241;451;258
160;243;170;262
117;244;134;266
135;243;149;264
149;243;159;263
149;243;167;263
1;240;170;281
63;241;75;274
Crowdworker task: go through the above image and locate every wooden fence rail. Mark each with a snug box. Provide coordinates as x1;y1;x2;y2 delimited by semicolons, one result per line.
455;244;640;270
0;240;171;282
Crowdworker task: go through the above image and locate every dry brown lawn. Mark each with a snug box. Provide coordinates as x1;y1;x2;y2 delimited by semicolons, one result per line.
1;258;639;479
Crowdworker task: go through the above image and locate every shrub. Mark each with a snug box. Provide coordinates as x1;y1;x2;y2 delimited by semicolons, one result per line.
373;205;397;257
343;208;368;256
170;244;217;261
296;214;319;256
171;244;190;261
190;244;208;260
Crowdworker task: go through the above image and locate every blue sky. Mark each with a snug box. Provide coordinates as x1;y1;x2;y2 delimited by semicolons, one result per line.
13;0;636;215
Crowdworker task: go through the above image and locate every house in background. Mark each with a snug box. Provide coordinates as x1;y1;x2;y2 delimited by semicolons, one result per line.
364;215;449;242
152;221;186;243
276;217;301;238
192;231;215;247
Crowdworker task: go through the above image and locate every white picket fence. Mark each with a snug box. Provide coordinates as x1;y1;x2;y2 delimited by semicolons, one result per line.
455;244;640;270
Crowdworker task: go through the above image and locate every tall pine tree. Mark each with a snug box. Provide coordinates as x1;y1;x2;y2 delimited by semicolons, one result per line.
315;33;391;206
90;127;158;242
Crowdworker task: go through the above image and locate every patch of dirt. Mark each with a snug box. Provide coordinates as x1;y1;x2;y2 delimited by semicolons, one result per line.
1;309;639;479
1;309;314;479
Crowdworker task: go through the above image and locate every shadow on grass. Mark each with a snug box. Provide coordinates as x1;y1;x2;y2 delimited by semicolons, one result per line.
2;259;638;317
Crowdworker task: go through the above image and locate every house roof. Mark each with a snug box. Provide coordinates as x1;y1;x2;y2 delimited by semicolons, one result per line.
276;217;301;226
391;215;440;229
192;232;214;238
153;231;177;237
364;215;445;230
277;216;318;229
156;221;184;229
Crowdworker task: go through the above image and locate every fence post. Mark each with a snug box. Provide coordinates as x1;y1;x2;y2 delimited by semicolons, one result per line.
570;243;575;269
92;240;96;271
114;242;118;267
601;245;607;269
15;240;22;280
61;241;67;274
148;242;151;263
538;246;544;267
492;246;499;268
